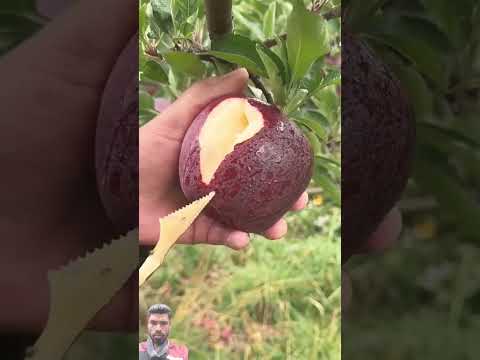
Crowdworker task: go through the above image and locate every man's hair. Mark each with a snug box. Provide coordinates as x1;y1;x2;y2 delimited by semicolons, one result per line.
147;304;172;320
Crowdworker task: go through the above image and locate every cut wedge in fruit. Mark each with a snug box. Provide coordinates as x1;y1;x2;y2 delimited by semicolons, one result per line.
199;98;264;184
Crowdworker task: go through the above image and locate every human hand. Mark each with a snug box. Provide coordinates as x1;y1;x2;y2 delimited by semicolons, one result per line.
139;69;309;250
0;0;137;332
342;206;403;309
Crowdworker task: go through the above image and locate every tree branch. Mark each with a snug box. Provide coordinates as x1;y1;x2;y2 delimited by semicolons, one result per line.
203;0;233;41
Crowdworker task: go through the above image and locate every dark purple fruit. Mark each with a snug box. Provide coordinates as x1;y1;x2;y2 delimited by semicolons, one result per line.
179;96;313;233
95;33;138;235
342;31;415;262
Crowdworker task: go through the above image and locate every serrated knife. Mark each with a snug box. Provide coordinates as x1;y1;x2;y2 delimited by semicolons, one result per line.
139;191;215;287
25;229;139;360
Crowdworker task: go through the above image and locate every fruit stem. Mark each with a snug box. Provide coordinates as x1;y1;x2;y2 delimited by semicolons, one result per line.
249;71;274;104
203;0;233;41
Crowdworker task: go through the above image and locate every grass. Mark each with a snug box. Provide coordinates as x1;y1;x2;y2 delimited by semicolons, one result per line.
139;201;341;359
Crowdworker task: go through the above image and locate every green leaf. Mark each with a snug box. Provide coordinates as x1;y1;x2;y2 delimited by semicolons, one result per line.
233;7;265;41
263;1;277;39
345;0;387;31
186;11;197;25
208;34;267;76
147;3;165;39
311;86;339;125
0;12;42;33
286;2;329;82
208;50;266;76
417;121;480;151
313;165;340;206
315;155;341;179
304;109;330;128
0;1;36;13
0;13;42;53
170;0;198;36
256;45;285;82
146;0;173;37
419;0;472;48
388;63;434;119
163;51;205;77
274;34;291;84
304;129;322;155
292;115;328;140
284;89;308;115
150;0;171;14
142;60;168;83
256;44;286;105
139;3;148;38
309;69;341;95
363;14;452;90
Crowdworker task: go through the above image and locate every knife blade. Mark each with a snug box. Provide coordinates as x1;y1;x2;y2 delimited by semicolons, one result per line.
139;191;215;287
25;228;138;360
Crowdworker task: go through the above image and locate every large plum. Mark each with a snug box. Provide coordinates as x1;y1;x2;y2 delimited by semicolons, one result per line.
342;30;415;262
179;96;313;233
95;33;138;235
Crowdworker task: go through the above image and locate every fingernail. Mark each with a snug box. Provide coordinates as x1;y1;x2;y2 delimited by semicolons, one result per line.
228;231;250;250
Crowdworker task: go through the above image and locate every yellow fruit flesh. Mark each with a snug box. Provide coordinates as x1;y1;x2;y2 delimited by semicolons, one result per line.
199;98;264;184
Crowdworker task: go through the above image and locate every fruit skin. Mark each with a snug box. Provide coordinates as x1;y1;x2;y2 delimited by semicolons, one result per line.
342;31;415;262
179;96;314;233
95;33;138;235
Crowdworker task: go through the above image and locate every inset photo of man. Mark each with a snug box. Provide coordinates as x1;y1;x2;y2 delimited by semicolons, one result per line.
139;304;188;360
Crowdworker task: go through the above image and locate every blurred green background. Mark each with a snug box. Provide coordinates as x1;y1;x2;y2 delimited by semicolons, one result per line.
343;1;480;359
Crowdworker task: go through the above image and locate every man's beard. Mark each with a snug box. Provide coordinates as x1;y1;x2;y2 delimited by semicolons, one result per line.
146;334;169;359
151;333;167;346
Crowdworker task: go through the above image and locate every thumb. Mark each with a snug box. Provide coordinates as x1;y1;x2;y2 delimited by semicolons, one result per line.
144;68;250;142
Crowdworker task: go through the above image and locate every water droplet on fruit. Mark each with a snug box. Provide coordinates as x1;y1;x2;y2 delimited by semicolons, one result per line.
256;145;265;156
279;122;285;131
256;143;283;164
272;153;282;163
